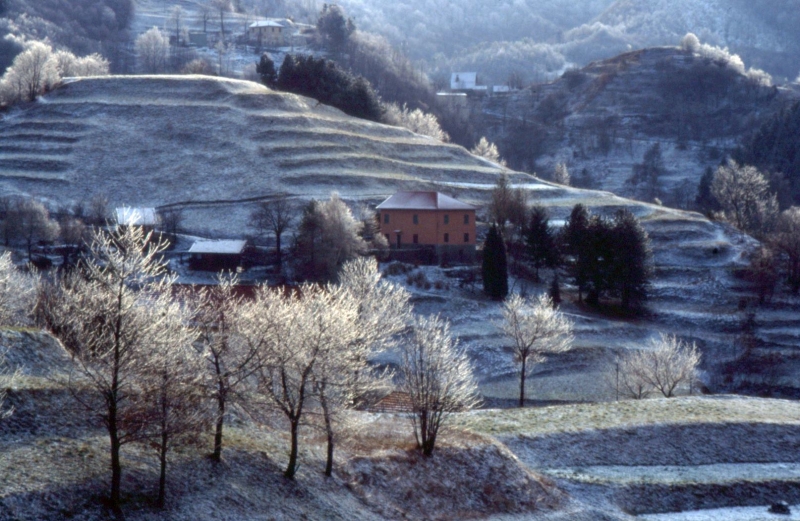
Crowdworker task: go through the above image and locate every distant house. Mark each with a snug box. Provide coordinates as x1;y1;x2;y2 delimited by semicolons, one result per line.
376;191;478;263
247;19;304;47
115;207;158;232
188;239;246;271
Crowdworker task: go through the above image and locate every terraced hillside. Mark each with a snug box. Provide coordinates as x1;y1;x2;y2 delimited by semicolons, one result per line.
0;75;505;236
1;74;798;399
461;397;800;517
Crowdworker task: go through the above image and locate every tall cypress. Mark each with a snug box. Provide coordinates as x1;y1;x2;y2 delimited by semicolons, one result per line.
482;224;508;300
609;209;652;310
563;204;590;302
525;205;558;281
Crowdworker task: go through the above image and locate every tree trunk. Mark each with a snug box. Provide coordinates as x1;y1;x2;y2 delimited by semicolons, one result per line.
325;428;334;477
285;418;299;479
275;232;282;267
109;412;122;511
157;430;168;508
321;392;334;477
518;355;527;408
212;392;225;462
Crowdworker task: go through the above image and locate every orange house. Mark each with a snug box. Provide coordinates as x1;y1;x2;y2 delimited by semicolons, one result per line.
376;191;478;262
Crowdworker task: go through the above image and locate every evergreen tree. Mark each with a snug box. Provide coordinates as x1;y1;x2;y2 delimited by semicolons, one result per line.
524;205;558;281
549;272;561;307
695;166;721;214
256;53;277;88
609;209;652;310
563;204;590;302
584;215;614;305
482;224;508;300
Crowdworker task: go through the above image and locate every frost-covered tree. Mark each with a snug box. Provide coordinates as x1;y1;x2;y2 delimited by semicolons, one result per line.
711;159;778;236
137;299;206;508
383;103;449;142
240;284;358;479
400;314;480;456
136;27;170;74
553;163;570;186
313;258;410;475
295;193;368;280
471;137;506;166
53;50;109;77
1;40;59;102
190;273;255;462
501;294;573;407
43;225;175;510
621;334;701;398
0;252;38;327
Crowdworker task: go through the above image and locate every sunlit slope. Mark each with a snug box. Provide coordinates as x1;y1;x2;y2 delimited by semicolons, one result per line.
0;75;503;230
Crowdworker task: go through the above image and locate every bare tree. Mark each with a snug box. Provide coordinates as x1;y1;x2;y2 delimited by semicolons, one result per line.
137;300;206;508
43;225;174;510
488;173;526;239
622;334;701;398
211;0;234;40
771;207;800;293
400;314;480;456
312;258;411;476
249;195;294;267
501;294;573;407
136;27;170;74
190;273;256;462
712;159;778;236
170;6;185;46
198;2;213;33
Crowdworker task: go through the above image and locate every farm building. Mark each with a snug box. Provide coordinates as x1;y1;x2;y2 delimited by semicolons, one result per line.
188;239;246;271
376;191;477;263
115;207;158;232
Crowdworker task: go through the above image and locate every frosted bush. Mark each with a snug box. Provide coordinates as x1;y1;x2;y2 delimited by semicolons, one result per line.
679;32;772;86
383;102;449;142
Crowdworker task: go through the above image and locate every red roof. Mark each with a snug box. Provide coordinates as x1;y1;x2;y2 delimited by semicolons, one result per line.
376;191;477;211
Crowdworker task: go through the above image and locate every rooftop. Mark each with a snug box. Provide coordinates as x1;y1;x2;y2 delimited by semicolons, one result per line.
115;207;158;226
249;19;290;28
188;239;247;255
376;191;478;211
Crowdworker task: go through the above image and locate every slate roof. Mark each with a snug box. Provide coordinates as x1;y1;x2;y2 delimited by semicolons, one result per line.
250;19;287;28
115;207;158;226
188;239;247;255
376;191;477;211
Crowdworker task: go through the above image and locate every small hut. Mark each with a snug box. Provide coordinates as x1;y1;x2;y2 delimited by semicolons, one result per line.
187;239;246;271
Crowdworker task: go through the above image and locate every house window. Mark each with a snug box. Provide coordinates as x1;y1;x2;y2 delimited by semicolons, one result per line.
384;213;389;224
444;233;449;243
464;233;469;243
464;214;469;225
413;214;418;224
413;234;418;244
444;214;450;224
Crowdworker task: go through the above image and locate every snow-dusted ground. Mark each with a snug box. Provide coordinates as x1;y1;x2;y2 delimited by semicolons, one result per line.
640;505;800;521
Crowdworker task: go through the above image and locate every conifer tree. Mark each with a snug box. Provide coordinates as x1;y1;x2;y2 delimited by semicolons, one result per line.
563;204;590;302
609;209;653;310
525;205;558;281
482;224;508;300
